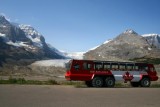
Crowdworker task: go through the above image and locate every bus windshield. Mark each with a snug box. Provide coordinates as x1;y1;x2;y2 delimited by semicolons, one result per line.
65;60;72;71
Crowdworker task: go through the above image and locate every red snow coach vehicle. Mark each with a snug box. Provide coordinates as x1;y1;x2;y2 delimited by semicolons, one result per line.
65;59;158;87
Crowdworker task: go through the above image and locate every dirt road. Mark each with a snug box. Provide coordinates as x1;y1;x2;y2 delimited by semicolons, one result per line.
0;85;160;107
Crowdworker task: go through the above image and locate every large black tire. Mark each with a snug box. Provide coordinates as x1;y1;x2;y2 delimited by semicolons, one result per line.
105;77;115;87
130;82;140;87
92;77;104;87
85;81;92;87
140;78;151;87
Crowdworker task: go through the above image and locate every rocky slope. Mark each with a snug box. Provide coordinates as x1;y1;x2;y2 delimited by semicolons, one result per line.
84;29;160;61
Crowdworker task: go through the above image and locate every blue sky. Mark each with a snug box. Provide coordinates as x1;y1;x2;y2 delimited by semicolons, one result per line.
0;0;160;52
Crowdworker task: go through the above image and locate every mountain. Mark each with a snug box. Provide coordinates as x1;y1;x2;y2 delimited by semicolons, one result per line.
47;43;67;58
0;16;32;44
18;24;66;59
0;15;65;66
84;29;160;61
88;40;112;51
46;43;85;59
142;34;160;49
19;24;45;48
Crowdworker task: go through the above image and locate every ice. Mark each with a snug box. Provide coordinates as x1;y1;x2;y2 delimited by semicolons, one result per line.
0;25;7;28
0;33;11;42
6;41;29;47
142;34;159;37
31;59;70;67
27;35;43;47
142;34;160;49
66;52;84;59
0;33;6;37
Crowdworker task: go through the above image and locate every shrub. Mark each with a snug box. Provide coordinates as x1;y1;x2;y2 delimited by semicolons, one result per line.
9;76;17;84
47;79;58;85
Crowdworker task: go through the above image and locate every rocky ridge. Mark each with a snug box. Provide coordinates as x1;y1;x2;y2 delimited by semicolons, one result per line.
84;29;160;61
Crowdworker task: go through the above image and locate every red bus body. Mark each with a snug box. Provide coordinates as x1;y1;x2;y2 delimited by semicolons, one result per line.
65;59;158;87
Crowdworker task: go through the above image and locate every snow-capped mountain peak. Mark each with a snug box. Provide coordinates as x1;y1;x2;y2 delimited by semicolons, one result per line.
0;15;11;26
142;34;160;49
123;29;138;34
0;15;65;59
19;24;44;48
19;24;41;37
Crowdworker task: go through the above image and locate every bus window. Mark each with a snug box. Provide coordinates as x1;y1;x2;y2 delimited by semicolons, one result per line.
111;63;119;70
65;61;71;71
150;67;155;72
94;63;103;70
127;64;134;70
83;62;92;70
119;64;126;70
134;65;139;70
104;63;111;70
145;66;148;71
73;64;80;70
139;65;148;71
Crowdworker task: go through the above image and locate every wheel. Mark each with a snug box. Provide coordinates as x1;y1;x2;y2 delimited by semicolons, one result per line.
130;82;139;87
92;77;104;87
105;77;115;87
85;81;92;87
140;78;151;87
